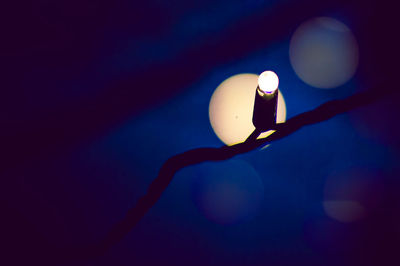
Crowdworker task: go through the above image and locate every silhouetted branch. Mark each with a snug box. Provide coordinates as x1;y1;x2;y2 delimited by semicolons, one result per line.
71;83;394;262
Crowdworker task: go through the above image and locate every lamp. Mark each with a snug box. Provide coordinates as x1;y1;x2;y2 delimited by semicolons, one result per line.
252;71;279;131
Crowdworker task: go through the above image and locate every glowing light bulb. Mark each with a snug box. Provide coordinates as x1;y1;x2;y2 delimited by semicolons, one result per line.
258;71;279;93
252;70;279;131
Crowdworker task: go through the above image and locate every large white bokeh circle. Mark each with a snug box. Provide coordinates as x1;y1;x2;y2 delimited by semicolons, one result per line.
209;73;286;146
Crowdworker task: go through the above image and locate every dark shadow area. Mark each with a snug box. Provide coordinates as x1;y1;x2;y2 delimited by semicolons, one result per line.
54;81;395;264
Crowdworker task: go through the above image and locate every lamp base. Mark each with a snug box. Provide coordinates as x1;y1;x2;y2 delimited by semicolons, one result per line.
252;87;278;131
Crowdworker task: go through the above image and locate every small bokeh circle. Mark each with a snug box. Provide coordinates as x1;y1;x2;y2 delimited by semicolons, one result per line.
323;168;383;223
191;160;264;225
289;17;359;89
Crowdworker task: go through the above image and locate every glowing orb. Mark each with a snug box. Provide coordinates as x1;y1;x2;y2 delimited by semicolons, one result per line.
209;73;286;146
323;200;365;223
323;169;383;223
258;70;279;93
289;17;359;89
191;160;264;225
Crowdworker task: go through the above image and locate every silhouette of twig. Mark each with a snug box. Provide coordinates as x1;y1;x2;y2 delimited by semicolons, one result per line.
71;82;393;262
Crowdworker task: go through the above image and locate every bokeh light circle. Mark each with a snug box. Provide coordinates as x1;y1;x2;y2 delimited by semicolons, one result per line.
192;160;264;225
289;17;359;89
323;168;383;223
209;73;286;146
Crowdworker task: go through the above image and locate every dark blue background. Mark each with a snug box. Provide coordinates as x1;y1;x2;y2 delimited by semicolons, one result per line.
1;0;399;265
